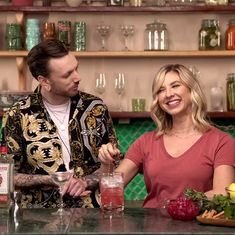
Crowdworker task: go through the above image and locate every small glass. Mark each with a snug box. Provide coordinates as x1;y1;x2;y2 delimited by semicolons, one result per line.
132;98;146;112
99;172;124;212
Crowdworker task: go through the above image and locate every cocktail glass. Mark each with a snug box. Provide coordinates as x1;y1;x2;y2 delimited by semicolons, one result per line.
119;24;135;51
50;171;73;216
96;24;112;51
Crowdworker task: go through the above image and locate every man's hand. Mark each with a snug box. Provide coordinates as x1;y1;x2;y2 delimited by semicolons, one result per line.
62;177;91;197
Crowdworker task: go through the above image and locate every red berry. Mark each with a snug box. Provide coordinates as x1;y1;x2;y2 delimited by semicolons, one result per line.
166;197;199;221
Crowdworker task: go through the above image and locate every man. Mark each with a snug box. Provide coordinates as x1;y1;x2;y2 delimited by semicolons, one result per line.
1;39;118;208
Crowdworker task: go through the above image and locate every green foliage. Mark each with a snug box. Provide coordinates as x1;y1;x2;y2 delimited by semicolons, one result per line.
184;188;235;219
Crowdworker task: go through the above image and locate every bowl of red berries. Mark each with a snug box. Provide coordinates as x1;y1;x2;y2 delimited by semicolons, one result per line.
166;196;200;221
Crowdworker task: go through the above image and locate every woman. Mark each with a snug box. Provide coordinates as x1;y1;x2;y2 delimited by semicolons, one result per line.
98;64;235;208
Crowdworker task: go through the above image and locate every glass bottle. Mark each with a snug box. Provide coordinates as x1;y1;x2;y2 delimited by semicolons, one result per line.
226;73;235;111
0;141;14;213
199;19;221;50
225;19;235;50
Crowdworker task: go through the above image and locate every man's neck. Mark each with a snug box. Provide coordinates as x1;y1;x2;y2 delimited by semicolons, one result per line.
41;89;70;105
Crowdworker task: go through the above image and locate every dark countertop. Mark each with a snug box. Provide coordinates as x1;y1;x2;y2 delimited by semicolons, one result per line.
0;206;235;235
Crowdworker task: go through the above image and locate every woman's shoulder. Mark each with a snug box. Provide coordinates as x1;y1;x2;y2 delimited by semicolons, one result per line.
206;126;235;141
136;130;160;141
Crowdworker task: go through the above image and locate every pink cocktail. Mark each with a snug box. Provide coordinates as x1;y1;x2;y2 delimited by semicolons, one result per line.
100;172;124;212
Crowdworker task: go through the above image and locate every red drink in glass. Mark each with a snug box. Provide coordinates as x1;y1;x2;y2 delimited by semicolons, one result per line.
100;172;124;212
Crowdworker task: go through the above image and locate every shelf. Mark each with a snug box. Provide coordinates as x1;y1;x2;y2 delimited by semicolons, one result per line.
1;50;235;58
1;5;235;13
110;111;151;118
110;111;235;119
0;111;234;119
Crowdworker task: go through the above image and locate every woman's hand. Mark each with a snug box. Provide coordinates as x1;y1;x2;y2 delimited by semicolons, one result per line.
98;143;120;165
62;177;91;197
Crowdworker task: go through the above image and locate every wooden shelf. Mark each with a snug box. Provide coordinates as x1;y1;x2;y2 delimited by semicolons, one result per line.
110;111;235;119
0;111;234;119
1;50;235;58
1;5;235;13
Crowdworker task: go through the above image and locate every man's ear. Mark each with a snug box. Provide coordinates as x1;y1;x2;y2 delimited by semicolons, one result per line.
38;75;51;91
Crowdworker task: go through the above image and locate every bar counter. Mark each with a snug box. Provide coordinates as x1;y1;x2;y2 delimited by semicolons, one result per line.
1;206;235;235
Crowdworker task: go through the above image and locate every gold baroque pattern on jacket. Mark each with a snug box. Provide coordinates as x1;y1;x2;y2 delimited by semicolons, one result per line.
2;88;118;208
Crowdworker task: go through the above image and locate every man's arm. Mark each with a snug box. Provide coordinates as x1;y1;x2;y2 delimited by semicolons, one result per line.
82;170;100;190
14;173;56;188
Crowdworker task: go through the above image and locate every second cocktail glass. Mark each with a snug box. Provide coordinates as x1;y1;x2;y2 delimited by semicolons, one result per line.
96;23;112;51
119;24;135;51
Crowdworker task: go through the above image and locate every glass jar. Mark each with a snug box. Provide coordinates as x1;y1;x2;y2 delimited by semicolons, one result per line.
5;23;22;51
42;22;56;41
210;82;224;112
73;21;86;51
144;21;168;51
25;18;41;51
226;73;235;111
57;20;71;49
199;19;221;50
225;19;235;50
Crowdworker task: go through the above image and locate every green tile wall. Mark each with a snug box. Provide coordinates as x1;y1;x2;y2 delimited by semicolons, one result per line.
114;118;235;201
114;119;156;201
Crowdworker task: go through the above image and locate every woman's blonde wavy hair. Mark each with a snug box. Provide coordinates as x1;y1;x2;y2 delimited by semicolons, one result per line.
150;64;212;135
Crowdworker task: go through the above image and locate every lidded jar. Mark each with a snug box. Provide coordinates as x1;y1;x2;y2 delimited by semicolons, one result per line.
144;21;168;51
226;73;235;111
199;19;221;50
225;19;235;50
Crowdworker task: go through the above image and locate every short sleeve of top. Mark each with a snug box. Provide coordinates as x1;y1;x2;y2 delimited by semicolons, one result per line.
124;128;235;208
